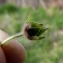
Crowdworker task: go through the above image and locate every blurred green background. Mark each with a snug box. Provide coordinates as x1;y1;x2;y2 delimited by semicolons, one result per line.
0;1;63;63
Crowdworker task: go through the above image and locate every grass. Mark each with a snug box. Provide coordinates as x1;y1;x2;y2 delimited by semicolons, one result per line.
0;4;63;63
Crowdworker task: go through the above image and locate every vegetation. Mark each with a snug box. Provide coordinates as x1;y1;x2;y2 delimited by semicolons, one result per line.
0;4;19;14
0;4;63;63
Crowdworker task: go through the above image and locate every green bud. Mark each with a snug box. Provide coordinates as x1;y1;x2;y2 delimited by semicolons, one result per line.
23;21;47;40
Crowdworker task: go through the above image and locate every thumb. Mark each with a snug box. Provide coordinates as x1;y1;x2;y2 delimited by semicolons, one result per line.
0;30;26;63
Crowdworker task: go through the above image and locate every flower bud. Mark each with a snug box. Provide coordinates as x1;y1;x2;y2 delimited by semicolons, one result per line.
23;21;47;40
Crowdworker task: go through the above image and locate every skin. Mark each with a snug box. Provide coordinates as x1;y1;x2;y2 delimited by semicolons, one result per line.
0;30;25;63
0;47;6;63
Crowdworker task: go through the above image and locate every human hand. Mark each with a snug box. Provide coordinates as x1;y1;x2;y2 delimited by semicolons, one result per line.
0;21;47;63
0;30;25;63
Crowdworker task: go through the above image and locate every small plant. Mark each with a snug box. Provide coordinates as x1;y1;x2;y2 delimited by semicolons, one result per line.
1;14;47;46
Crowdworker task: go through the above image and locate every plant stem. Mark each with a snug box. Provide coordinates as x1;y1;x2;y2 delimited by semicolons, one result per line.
1;32;23;46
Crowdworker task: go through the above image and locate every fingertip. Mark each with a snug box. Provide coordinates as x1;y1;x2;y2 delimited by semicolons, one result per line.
0;30;26;63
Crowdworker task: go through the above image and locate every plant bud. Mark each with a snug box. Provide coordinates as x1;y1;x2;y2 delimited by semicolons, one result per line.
23;21;47;40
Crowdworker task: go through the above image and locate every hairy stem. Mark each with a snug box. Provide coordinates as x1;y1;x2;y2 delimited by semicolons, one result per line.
1;32;23;46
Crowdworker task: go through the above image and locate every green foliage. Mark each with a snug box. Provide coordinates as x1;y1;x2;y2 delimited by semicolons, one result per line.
0;5;63;63
0;4;19;14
